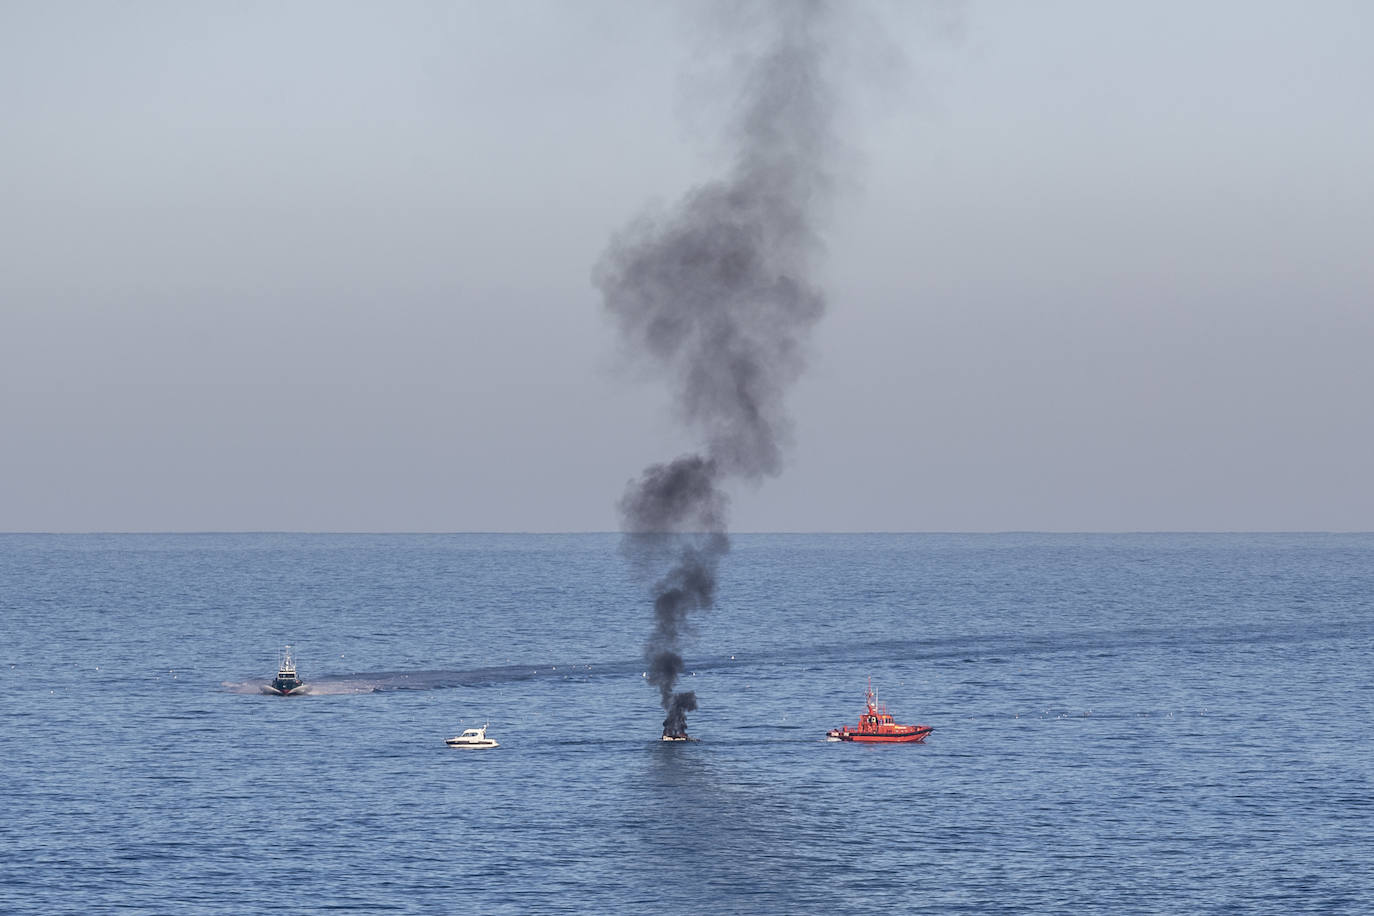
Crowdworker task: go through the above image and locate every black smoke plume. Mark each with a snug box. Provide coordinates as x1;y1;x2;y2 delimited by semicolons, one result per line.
597;1;840;737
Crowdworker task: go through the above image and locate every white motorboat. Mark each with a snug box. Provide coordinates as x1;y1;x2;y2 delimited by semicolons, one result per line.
445;723;499;748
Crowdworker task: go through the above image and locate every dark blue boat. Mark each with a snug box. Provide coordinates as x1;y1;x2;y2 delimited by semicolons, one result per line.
265;646;306;696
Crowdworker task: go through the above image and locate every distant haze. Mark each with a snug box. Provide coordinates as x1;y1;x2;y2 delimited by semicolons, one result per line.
3;1;1372;532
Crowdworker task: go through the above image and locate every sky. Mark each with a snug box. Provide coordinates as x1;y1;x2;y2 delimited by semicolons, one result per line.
2;1;1371;533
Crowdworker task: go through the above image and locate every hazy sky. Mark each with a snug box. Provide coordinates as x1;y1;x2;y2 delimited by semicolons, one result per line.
3;1;1371;532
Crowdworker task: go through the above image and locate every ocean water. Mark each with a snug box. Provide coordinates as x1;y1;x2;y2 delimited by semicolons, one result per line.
2;532;1371;914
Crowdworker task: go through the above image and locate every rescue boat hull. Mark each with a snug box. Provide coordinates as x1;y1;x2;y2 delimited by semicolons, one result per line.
826;726;932;743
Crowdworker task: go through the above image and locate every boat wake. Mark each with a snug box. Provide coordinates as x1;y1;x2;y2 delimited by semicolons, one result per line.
221;619;1354;698
223;660;641;696
221;680;319;696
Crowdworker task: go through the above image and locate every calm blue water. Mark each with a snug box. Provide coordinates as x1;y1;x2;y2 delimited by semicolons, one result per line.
2;533;1371;913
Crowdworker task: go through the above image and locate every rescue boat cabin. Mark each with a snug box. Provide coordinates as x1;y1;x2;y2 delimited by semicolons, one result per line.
857;687;904;732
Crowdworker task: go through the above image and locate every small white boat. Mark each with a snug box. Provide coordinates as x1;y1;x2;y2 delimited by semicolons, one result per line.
445;723;499;748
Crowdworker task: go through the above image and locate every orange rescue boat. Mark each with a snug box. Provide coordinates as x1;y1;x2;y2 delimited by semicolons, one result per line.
826;679;932;743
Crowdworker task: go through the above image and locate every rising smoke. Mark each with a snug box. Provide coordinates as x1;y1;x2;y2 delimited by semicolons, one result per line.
596;0;842;737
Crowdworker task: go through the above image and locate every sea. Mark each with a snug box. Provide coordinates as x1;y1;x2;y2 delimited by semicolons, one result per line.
2;532;1371;914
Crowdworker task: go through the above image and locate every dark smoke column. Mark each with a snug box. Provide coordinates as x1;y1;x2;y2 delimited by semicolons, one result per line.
596;1;839;738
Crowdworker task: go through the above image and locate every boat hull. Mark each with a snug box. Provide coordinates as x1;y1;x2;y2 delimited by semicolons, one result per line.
264;682;307;696
827;726;932;743
445;739;498;748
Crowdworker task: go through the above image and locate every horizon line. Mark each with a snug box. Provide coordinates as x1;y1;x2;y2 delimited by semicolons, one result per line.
2;529;1370;536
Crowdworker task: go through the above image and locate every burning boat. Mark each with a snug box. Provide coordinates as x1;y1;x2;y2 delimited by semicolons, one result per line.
264;645;306;696
826;680;931;743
